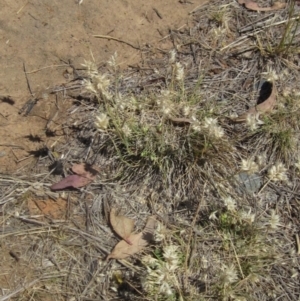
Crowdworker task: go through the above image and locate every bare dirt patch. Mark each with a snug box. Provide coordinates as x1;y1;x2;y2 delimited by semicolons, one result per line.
0;0;206;173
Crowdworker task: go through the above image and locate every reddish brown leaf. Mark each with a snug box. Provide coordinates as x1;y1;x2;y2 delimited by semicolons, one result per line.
50;163;99;191
107;216;157;260
238;0;286;11
71;163;99;180
50;174;91;190
110;208;135;244
235;82;277;122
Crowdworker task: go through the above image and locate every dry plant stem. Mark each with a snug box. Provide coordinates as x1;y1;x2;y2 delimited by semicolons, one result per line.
230;238;245;279
222;16;300;51
296;234;300;255
184;182;207;288
257;178;271;195
124;280;144;295
17;0;29;14
25;64;68;74
0;144;24;149
93;35;141;50
23;62;34;97
240;16;300;33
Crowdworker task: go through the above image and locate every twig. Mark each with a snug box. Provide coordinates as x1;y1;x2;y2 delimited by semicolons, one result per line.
153;8;163;19
25;64;68;74
296;234;300;255
168;116;192;125
23;62;34;97
230;238;245;279
17;0;29;14
0;144;24;149
93;35;141;50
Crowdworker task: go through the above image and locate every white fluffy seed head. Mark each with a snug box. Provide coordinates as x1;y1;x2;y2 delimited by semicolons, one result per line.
268;162;288;182
241;158;259;174
95;113;109;131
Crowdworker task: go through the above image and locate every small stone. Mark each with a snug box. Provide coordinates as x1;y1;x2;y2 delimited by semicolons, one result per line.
236;172;262;194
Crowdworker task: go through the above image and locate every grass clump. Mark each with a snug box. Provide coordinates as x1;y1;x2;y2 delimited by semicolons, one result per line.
81;51;235;187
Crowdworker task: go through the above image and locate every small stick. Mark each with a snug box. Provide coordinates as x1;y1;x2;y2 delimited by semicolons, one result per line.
257;178;271;195
23;62;34;97
17;0;29;14
93;35;140;50
296;234;300;255
25;64;68;74
0;144;24;149
230;238;245;279
153;8;163;19
168;116;192;125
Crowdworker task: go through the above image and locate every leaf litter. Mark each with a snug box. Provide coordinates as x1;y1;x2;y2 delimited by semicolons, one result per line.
107;215;157;260
50;163;99;190
110;208;135;244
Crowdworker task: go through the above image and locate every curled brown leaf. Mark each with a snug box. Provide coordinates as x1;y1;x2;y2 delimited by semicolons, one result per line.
234;82;277;123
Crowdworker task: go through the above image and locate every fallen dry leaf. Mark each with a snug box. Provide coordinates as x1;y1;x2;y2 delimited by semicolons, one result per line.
235;82;277;122
238;0;286;11
71;163;99;180
110;208;135;244
50;174;91;190
27;197;67;219
50;163;99;191
107;215;157;260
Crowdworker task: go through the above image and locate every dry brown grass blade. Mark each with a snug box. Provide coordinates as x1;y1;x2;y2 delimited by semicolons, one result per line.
234;82;277;122
238;0;286;11
110;208;135;244
107;215;157;260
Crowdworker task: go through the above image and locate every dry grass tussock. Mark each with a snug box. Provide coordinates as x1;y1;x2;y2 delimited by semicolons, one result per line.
1;0;300;300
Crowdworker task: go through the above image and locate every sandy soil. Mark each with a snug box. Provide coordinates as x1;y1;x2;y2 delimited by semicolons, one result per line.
0;0;207;173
